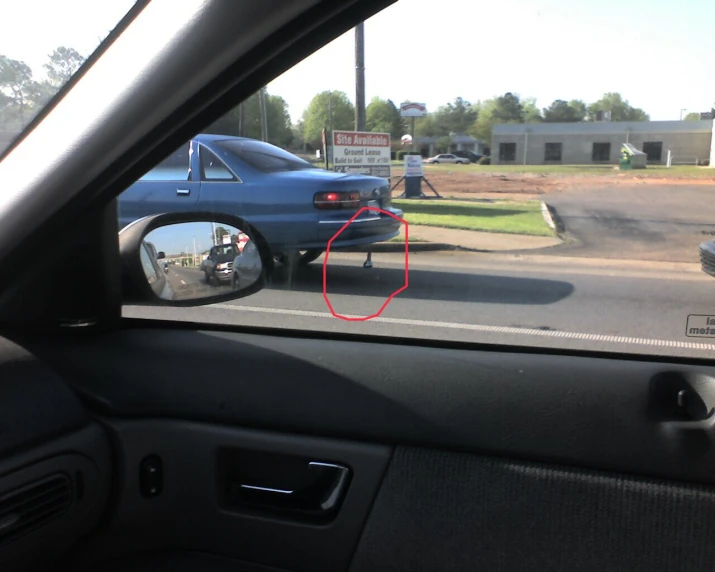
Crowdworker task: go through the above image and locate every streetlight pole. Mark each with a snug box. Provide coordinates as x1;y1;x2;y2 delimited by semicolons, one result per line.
680;108;687;121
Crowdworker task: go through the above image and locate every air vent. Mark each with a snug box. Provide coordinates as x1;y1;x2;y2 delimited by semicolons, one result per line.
0;473;72;544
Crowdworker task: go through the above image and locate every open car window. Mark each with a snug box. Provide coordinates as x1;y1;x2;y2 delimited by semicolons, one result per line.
97;0;715;362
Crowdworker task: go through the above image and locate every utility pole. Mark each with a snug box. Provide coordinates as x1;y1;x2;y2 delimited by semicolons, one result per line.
354;22;366;131
259;87;269;141
328;91;332;133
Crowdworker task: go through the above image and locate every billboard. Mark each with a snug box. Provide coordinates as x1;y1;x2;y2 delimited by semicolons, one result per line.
400;102;427;117
332;130;391;178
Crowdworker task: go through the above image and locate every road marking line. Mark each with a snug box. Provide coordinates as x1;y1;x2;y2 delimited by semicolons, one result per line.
210;303;715;351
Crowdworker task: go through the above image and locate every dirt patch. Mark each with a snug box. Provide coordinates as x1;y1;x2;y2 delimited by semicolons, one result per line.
389;169;715;200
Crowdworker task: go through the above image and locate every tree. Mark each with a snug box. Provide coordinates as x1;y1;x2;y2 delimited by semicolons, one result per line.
214;226;229;244
206;90;293;147
684;112;702;121
432;97;479;134
413;114;440;138
366;97;403;139
300;91;354;148
0;55;34;127
470;93;525;142
44;47;85;88
568;100;587;121
587;93;649;122
522;97;542;123
543;99;585;122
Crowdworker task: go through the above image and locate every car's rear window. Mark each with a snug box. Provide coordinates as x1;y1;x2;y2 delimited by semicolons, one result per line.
215;139;318;173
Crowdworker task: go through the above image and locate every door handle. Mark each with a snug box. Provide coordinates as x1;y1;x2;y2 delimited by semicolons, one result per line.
662;410;715;431
176;188;190;196
230;461;350;520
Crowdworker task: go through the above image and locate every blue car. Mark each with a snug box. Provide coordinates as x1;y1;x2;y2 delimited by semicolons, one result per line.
118;134;403;264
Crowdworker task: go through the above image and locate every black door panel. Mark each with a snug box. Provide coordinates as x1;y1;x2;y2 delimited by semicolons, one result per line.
13;327;715;571
351;446;715;572
69;419;390;572
23;328;715;484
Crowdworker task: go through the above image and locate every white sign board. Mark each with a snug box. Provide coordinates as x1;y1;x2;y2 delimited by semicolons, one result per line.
400;102;427;117
405;154;423;177
332;131;391;178
222;234;231;245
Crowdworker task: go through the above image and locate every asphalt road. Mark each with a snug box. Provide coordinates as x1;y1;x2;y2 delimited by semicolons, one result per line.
165;265;233;300
125;251;715;359
546;184;715;263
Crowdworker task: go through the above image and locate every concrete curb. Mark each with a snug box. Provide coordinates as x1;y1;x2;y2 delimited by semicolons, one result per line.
541;201;556;231
542;202;567;236
338;242;461;254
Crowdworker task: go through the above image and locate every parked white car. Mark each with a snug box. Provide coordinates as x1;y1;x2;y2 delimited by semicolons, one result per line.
424;153;470;164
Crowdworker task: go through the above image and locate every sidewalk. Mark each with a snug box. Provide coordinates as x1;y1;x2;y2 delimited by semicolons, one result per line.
401;225;562;251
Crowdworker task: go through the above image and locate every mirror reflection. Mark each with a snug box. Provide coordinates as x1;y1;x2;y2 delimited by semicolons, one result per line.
142;222;262;301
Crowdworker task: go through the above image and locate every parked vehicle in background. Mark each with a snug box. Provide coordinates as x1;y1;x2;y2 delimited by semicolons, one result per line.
118;135;403;265
454;150;483;163
424;153;470;164
203;243;239;285
700;240;715;278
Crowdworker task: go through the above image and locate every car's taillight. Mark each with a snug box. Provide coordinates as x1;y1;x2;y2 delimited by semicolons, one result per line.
314;191;360;209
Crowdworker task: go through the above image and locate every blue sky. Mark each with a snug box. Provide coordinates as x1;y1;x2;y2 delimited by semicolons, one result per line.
2;0;713;126
145;222;243;257
269;0;715;122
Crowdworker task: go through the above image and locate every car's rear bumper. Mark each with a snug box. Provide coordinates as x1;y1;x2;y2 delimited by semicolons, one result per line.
271;208;404;251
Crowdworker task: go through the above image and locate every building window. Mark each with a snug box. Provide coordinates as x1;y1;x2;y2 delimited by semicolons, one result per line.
592;142;611;162
642;141;663;162
544;143;563;162
499;143;516;162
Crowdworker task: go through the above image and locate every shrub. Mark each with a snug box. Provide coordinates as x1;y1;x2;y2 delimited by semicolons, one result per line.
478;156;491;165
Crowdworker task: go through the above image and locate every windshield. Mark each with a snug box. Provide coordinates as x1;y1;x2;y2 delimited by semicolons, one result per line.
0;0;136;155
213;245;238;260
215;139;318;173
105;0;715;361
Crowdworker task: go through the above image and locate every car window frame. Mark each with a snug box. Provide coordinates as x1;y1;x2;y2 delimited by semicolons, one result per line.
198;144;242;183
138;141;194;183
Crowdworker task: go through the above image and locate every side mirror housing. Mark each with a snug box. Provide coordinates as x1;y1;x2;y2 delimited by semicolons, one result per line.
119;212;273;306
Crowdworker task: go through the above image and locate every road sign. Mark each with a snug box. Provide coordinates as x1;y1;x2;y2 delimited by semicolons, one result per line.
332;130;391;178
405;154;423;177
400;102;427;117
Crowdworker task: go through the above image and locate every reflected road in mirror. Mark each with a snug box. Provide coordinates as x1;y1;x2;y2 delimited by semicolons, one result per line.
143;221;261;301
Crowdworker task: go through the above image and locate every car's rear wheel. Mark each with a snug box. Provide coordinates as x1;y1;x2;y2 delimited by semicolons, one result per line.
297;249;324;265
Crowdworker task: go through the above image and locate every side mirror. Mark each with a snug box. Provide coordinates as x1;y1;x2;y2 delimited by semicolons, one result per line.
119;212;273;306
